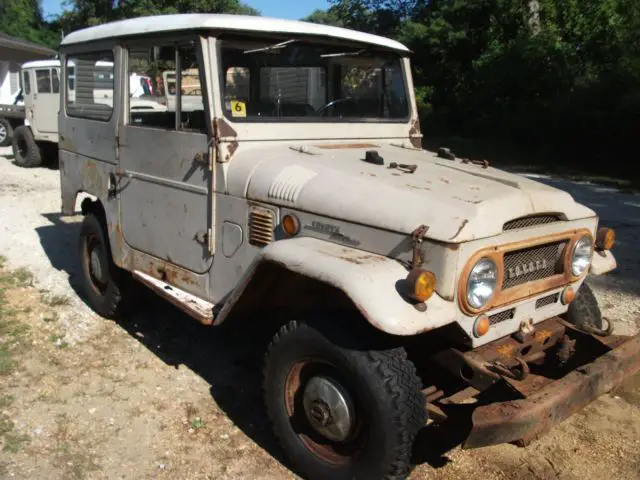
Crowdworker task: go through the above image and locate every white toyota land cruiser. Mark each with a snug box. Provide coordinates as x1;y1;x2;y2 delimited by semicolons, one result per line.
58;14;638;480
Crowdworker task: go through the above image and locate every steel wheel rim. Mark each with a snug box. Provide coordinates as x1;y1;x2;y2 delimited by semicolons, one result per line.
85;234;107;294
0;124;6;143
284;359;366;465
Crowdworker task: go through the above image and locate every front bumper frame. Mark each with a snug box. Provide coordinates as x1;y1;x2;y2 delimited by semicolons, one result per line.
463;330;640;448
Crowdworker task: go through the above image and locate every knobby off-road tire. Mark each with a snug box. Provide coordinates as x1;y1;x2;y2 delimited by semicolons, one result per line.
79;213;132;319
264;320;426;480
11;125;42;168
566;283;604;331
0;118;12;147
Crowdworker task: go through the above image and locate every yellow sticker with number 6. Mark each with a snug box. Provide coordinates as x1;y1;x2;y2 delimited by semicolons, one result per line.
231;100;246;117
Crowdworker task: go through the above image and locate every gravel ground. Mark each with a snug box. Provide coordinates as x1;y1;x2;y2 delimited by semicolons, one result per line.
0;145;639;480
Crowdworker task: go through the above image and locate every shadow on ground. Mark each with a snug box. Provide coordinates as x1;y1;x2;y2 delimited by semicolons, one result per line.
34;212;471;476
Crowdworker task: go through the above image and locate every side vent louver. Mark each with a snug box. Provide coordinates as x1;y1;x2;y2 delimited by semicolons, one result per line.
249;207;275;247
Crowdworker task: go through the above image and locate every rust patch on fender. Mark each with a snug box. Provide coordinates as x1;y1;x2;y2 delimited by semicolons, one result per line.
225;140;239;161
449;219;469;240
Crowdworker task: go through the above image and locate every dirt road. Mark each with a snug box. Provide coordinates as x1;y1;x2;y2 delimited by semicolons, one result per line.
0;147;639;479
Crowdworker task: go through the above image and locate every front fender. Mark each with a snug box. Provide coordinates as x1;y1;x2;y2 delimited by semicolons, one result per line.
214;237;456;336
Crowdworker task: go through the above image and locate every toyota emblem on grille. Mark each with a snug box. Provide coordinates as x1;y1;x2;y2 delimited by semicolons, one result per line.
508;259;548;279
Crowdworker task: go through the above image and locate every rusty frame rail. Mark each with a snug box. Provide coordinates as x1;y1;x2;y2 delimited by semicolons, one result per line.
463;332;640;448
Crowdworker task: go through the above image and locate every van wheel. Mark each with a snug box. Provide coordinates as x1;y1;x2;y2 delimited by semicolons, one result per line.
264;321;425;480
0;118;12;147
12;126;42;167
79;213;131;319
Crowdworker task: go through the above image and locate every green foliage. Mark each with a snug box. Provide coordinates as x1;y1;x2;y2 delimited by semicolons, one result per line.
313;0;640;176
0;0;59;48
58;0;260;33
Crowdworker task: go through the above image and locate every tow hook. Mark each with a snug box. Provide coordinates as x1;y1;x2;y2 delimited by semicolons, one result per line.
488;358;530;381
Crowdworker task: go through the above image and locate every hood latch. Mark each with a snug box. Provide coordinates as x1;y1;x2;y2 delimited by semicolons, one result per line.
411;224;429;268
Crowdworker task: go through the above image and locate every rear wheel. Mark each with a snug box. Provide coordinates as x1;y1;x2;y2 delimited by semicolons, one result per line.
79;213;132;319
264;320;425;480
11;125;42;167
0;118;12;147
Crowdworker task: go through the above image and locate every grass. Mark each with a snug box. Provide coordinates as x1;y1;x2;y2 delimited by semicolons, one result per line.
53;414;99;480
0;417;29;453
48;334;69;349
0;262;31;375
40;290;71;307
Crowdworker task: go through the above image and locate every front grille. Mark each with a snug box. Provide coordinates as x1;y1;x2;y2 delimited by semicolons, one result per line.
502;241;566;289
489;308;515;325
536;293;559;309
249;207;275;247
503;215;561;231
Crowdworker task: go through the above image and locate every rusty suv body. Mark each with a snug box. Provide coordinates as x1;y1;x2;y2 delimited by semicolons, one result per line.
56;13;636;480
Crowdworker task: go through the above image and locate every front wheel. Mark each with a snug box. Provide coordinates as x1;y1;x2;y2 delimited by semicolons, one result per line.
264;321;425;480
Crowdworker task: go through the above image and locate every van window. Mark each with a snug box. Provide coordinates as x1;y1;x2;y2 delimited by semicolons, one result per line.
36;69;51;93
66;52;114;121
22;71;30;95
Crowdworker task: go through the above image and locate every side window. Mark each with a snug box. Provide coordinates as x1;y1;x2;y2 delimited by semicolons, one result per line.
36;69;51;93
52;68;60;94
22;71;31;95
128;42;206;133
66;51;114;121
128;44;176;129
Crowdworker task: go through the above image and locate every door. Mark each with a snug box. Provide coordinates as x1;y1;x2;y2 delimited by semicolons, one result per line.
31;68;59;135
118;39;213;274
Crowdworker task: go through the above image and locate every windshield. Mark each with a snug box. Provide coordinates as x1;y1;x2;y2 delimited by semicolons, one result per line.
219;38;410;122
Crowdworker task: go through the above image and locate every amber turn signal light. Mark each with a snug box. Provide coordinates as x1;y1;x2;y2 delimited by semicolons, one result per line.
561;286;575;305
473;315;490;337
281;214;300;236
595;227;615;251
406;269;437;302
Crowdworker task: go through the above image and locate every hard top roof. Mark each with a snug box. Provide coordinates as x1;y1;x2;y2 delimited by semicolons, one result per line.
60;14;409;53
22;59;60;69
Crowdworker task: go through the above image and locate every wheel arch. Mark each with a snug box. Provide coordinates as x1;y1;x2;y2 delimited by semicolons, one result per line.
214;237;457;336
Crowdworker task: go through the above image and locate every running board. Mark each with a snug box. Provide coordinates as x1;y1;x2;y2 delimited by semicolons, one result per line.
132;270;215;325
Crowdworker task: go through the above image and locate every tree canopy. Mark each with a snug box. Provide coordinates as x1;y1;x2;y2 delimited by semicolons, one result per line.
305;0;640;173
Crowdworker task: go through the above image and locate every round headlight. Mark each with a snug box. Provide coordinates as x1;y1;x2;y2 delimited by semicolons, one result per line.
467;258;498;309
571;235;593;276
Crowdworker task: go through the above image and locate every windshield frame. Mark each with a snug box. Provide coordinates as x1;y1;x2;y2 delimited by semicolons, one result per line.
215;34;412;125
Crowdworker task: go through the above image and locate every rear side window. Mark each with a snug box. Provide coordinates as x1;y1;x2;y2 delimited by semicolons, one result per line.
66;51;114;121
22;71;31;95
36;69;51;93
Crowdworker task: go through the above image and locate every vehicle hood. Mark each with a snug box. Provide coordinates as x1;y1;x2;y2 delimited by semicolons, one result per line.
229;143;595;243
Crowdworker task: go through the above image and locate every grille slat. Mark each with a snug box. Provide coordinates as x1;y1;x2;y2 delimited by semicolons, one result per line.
536;293;559;309
503;215;561;231
502;241;566;289
489;308;515;325
249;208;275;247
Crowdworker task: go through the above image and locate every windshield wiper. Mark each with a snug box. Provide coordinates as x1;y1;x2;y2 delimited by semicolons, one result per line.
243;39;297;54
320;49;366;58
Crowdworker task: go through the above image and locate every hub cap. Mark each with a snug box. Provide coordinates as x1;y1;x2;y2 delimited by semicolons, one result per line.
89;247;106;285
302;375;354;442
0;124;6;143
